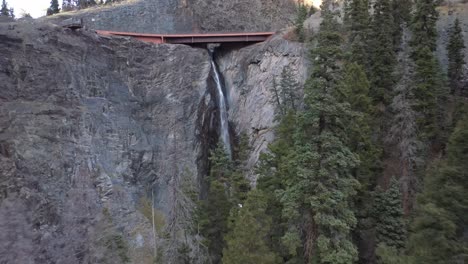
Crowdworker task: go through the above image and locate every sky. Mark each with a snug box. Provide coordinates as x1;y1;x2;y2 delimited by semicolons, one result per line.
9;0;57;18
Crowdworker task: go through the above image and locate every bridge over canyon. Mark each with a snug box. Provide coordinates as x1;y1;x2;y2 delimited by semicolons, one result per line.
96;30;275;45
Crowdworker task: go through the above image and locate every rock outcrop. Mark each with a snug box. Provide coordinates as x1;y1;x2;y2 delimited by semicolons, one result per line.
0;20;307;263
217;37;308;182
0;21;212;263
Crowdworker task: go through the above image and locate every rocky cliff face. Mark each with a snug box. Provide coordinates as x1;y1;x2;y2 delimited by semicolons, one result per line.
0;20;306;263
217;37;308;181
44;0;297;33
0;21;212;263
3;1;467;263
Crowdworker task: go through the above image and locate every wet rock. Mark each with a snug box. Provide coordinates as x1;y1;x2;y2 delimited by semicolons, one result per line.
217;35;309;183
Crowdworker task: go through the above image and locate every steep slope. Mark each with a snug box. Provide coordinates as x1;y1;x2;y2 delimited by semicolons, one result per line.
217;37;308;181
0;21;211;263
0;20;307;263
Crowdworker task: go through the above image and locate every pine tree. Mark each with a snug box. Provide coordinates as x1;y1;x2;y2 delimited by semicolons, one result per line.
278;1;360;262
345;0;370;66
256;111;298;262
295;3;308;42
47;0;60;15
410;0;447;143
198;179;231;263
340;63;382;263
222;190;278;264
198;143;250;262
368;0;396;107
1;0;9;16
408;113;468;263
344;0;381;192
411;0;439;52
340;63;379;189
391;0;413;48
271;66;301;116
198;145;232;262
413;47;446;142
447;18;466;95
373;178;406;251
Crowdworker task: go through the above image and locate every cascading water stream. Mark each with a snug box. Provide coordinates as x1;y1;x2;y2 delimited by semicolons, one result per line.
209;51;232;158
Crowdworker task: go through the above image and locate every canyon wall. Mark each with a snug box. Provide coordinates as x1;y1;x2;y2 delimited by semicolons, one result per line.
0;21;212;263
0;20;306;263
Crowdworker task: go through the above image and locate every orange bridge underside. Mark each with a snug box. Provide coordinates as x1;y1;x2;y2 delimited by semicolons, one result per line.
96;30;275;44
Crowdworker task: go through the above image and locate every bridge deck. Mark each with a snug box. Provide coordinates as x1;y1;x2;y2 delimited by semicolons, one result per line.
96;30;275;44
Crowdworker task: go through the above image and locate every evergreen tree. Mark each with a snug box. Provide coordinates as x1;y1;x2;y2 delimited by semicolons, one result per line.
340;63;379;189
344;0;381;191
295;3;308;42
198;143;250;263
408;113;468;263
271;66;301;116
47;0;60;15
230;139;251;204
222;190;278;264
447;18;466;95
1;0;9;16
279;66;300;113
198;179;231;263
340;63;381;263
411;0;439;52
410;0;447;143
278;1;360;262
198;145;233;262
373;178;406;251
391;0;413;48
368;0;396;107
413;47;446;142
345;0;370;66
256;111;298;262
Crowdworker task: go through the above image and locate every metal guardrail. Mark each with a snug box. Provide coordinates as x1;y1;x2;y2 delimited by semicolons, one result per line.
95;30;275;45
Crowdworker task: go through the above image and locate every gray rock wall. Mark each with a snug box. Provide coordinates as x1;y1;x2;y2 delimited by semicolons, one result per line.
0;19;307;263
0;21;211;263
217;36;309;183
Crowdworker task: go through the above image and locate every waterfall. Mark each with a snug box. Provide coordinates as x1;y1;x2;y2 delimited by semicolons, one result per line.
209;51;232;157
